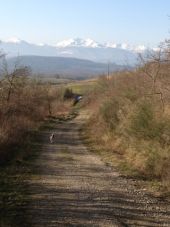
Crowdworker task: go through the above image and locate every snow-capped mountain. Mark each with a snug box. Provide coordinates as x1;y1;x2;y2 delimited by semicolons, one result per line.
0;37;155;65
55;38;150;53
3;37;22;44
55;38;102;48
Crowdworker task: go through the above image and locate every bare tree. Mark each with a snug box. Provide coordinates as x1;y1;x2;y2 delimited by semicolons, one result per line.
138;44;168;112
44;83;56;116
0;57;30;103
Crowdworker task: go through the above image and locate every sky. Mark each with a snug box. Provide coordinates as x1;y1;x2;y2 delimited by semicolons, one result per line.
0;0;169;47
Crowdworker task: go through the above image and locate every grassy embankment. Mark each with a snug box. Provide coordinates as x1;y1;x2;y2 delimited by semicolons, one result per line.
81;50;170;195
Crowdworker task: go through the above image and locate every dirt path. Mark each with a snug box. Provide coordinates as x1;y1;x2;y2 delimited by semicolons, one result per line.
1;111;170;226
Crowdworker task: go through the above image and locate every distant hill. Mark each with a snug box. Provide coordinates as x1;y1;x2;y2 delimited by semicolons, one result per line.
5;56;131;79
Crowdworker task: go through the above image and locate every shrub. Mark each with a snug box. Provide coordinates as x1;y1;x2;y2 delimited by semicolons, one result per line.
125;139;170;182
123;88;138;102
63;88;74;99
128;101;169;141
100;98;120;130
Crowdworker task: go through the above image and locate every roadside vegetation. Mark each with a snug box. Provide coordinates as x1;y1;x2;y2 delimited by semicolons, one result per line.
84;40;170;194
0;55;72;164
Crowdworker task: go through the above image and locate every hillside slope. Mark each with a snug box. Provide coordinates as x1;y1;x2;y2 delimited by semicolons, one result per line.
6;56;131;79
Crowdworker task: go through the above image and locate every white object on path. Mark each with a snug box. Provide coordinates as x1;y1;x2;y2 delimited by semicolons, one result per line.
49;133;55;143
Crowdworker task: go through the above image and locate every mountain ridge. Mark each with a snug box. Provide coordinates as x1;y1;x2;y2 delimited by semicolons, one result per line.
0;37;157;65
4;55;131;79
1;37;153;51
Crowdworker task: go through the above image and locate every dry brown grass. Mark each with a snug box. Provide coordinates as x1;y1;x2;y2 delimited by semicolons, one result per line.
84;55;170;192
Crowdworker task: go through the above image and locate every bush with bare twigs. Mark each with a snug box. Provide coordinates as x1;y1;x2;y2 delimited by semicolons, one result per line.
0;55;68;162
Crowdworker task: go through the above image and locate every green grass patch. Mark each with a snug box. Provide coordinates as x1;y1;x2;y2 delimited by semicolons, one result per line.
66;79;97;94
